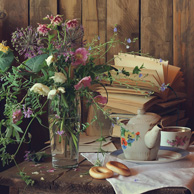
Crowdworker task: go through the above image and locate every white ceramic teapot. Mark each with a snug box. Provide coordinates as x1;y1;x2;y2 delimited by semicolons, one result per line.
120;109;162;161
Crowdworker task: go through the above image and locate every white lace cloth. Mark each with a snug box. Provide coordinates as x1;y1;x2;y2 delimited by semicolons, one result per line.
81;146;194;194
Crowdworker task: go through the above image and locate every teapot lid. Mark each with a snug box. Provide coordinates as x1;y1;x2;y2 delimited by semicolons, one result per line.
129;109;161;125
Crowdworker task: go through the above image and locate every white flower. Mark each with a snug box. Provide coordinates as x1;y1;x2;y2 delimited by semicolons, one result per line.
47;89;57;100
30;83;50;96
45;55;54;66
57;87;65;93
47;87;66;100
50;72;67;83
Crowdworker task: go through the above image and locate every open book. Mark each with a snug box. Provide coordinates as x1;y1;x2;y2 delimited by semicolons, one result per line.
111;53;185;101
98;53;186;115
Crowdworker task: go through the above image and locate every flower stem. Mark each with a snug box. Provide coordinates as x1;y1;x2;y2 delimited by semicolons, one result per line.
13;99;48;157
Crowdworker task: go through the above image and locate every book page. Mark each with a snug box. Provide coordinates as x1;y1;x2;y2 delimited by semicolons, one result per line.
105;101;142;114
114;53;168;84
96;86;150;96
104;105;135;114
102;93;157;108
113;65;162;85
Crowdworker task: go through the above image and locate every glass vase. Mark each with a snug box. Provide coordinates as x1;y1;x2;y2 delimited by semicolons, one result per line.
48;93;81;169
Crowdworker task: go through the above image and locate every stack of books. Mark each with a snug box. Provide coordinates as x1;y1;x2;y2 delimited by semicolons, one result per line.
95;53;188;137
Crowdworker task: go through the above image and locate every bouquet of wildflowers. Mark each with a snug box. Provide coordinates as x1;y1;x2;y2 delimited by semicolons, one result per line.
0;14;140;184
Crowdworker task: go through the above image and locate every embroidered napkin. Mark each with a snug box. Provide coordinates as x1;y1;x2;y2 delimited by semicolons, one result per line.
82;146;194;194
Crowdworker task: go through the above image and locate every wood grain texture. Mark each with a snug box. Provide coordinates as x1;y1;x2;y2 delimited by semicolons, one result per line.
81;0;107;125
173;0;194;129
82;0;107;65
0;1;7;42
107;0;139;63
30;0;57;27
59;0;81;20
0;0;28;44
141;0;173;64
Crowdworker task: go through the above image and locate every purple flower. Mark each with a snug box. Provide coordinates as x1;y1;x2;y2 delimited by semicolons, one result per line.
24;151;31;161
159;58;163;62
98;36;100;40
88;46;91;51
23;106;33;118
139;73;143;78
56;131;64;136
12;109;22;124
127;38;131;43
11;26;44;59
160;83;168;92
114;27;117;32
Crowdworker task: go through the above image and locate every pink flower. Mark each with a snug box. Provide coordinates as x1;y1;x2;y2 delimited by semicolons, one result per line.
74;76;92;90
37;24;50;36
12;109;22;124
51;15;63;26
47;168;56;173
93;95;107;104
66;19;78;29
72;48;89;66
175;136;184;146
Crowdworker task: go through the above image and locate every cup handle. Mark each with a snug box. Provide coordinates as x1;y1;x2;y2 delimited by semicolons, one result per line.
189;131;194;145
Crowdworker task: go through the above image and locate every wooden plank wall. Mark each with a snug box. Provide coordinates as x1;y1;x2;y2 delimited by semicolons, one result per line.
0;0;194;131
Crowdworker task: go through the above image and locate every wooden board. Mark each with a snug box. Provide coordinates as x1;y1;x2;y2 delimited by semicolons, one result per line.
0;0;28;45
82;0;107;65
30;0;57;27
173;0;194;130
82;0;107;124
107;0;139;63
0;2;7;42
59;0;81;20
141;0;173;64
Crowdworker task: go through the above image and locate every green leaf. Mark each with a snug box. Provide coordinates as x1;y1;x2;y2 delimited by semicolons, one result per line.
36;116;42;125
96;137;106;142
0;50;14;72
121;126;126;136
70;132;78;150
5;127;12;138
25;54;48;73
14;130;20;142
132;64;144;74
12;124;23;133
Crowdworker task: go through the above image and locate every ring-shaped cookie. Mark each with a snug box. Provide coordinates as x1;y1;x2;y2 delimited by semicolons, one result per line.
106;161;130;176
89;166;113;179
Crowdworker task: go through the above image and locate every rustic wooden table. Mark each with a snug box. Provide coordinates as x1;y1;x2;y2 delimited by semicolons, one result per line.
0;138;191;194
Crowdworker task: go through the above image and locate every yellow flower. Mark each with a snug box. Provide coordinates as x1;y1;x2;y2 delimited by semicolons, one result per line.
0;43;9;53
125;131;135;140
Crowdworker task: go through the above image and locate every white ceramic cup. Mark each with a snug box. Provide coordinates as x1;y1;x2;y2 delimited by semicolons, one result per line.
160;126;194;150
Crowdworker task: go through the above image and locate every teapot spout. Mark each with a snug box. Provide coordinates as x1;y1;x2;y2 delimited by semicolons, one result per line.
144;124;162;149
